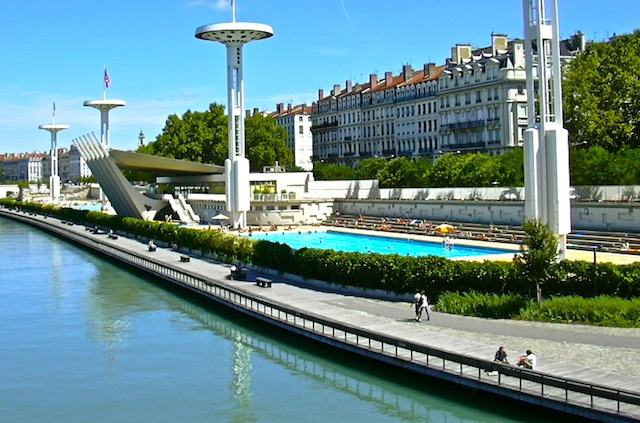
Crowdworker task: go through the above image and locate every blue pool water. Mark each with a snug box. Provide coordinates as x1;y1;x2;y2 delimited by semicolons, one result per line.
70;204;102;211
245;230;510;259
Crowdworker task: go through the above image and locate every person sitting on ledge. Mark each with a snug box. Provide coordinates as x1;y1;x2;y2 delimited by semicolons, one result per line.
516;350;536;369
494;346;509;364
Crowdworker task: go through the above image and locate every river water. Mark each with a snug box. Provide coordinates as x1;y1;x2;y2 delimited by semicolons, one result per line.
0;217;573;422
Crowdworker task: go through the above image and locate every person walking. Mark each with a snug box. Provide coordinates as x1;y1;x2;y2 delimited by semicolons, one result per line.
412;291;422;321
419;290;430;321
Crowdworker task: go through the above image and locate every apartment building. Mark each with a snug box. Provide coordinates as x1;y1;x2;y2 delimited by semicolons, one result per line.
271;103;314;170
2;143;90;183
438;34;526;156
68;144;92;182
311;32;586;166
1;153;46;182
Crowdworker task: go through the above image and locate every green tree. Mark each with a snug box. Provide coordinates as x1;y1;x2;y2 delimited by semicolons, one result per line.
356;158;387;179
458;154;500;187
495;148;524;186
244;114;293;172
413;158;434;186
429;153;465;187
569;146;616;185
518;219;559;305
617;148;640;184
376;157;421;188
139;104;293;172
78;176;97;184
563;30;640;152
143;103;228;164
429;153;502;187
313;162;356;180
570;146;640;186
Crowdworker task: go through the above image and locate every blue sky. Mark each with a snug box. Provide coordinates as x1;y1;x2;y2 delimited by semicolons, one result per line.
1;0;639;154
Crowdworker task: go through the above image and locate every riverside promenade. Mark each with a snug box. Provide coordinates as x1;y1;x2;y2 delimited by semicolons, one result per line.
2;208;639;422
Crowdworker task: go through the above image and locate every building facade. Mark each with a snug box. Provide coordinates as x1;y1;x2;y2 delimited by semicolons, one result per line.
271;103;314;171
311;32;585;166
26;144;91;183
68;144;92;182
1;153;46;182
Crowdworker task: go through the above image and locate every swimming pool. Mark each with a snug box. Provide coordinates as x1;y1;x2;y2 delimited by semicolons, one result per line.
244;230;511;259
69;204;102;211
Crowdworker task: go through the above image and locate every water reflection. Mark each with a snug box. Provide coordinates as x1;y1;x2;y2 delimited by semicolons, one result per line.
87;267;565;423
230;336;256;423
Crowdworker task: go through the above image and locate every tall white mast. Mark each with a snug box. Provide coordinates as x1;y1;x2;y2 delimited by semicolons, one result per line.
523;0;571;258
195;1;274;229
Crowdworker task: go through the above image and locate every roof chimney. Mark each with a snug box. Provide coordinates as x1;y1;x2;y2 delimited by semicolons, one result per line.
571;31;586;52
492;33;508;56
287;103;292;112
369;73;378;88
277;103;284;113
512;39;525;68
451;44;472;64
385;71;393;85
346;80;353;93
318;89;324;100
424;62;437;77
332;84;341;96
402;64;413;81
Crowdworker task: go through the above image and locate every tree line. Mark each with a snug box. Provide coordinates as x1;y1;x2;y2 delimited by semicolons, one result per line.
315;146;640;187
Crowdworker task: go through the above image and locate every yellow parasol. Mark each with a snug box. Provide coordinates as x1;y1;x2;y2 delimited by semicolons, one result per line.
434;223;455;233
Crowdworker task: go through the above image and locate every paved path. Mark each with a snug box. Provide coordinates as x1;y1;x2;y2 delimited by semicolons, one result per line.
324;296;640;375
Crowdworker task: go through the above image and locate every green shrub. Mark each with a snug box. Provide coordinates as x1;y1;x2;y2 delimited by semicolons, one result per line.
516;295;640;327
435;291;531;319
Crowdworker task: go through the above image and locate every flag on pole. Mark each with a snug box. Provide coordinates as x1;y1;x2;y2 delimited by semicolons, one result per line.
104;68;111;89
53;102;56;117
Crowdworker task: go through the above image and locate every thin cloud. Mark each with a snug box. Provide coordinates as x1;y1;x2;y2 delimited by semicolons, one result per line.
339;0;351;24
186;0;230;11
